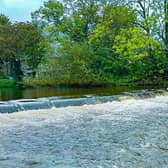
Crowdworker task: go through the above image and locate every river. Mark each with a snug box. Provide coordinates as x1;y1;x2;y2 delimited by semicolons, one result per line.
0;89;167;167
0;85;164;101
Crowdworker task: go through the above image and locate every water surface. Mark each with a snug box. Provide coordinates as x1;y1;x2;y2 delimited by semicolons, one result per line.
0;96;167;167
0;85;164;101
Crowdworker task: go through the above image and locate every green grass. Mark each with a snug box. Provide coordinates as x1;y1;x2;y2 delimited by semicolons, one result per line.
0;79;16;88
22;75;168;88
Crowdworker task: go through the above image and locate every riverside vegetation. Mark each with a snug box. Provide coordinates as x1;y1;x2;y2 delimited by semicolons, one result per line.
1;0;168;87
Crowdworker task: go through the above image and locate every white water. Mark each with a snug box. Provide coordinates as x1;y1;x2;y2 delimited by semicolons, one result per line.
0;96;168;167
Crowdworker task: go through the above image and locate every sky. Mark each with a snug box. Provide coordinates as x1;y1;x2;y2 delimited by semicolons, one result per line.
0;0;46;22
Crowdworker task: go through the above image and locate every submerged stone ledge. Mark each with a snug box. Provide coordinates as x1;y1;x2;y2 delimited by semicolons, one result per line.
0;101;18;113
0;88;167;113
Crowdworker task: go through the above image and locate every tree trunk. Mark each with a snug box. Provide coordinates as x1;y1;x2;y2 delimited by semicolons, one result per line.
11;60;23;81
32;71;36;78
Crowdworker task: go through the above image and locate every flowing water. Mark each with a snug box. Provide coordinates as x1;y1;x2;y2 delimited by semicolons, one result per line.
0;92;168;167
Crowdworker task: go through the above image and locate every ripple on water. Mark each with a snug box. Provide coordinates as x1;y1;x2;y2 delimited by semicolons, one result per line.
0;96;168;167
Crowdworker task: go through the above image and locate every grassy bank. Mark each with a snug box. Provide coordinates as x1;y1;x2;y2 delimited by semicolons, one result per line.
0;79;17;88
0;76;166;89
22;77;168;88
22;77;109;88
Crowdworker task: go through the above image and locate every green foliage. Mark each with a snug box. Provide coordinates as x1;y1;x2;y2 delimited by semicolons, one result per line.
32;0;101;42
37;42;102;86
113;27;163;60
32;0;65;39
29;0;168;86
1;0;168;87
13;22;50;73
0;75;9;79
89;5;136;47
0;79;16;88
0;24;16;61
0;14;11;26
88;5;137;80
0;20;49;80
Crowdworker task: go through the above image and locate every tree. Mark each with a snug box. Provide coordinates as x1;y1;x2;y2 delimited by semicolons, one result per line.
126;0;168;52
0;14;12;62
30;0;168;85
0;14;11;26
164;0;168;55
0;19;48;80
31;0;65;40
32;0;100;42
32;0;126;43
41;42;98;86
88;5;136;77
126;0;168;77
113;27;165;78
0;25;14;61
114;28;162;59
13;22;49;78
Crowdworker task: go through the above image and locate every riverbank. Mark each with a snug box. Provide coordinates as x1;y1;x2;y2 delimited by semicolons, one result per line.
0;79;16;88
1;75;168;89
22;77;168;88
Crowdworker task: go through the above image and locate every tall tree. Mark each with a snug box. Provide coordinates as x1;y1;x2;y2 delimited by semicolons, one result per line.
165;0;168;54
0;20;48;80
13;22;49;78
31;0;65;39
0;14;12;62
88;5;136;77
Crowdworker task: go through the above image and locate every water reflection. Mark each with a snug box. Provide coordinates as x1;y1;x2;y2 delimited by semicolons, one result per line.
0;85;164;101
0;88;23;101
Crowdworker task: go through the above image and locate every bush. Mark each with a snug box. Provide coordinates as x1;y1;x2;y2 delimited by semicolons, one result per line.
0;79;16;88
0;74;9;79
29;42;107;87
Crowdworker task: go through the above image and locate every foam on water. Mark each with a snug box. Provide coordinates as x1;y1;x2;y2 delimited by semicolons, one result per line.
0;96;168;167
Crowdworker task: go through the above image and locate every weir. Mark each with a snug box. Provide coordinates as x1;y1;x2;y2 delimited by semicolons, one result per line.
0;89;167;113
0;89;168;167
